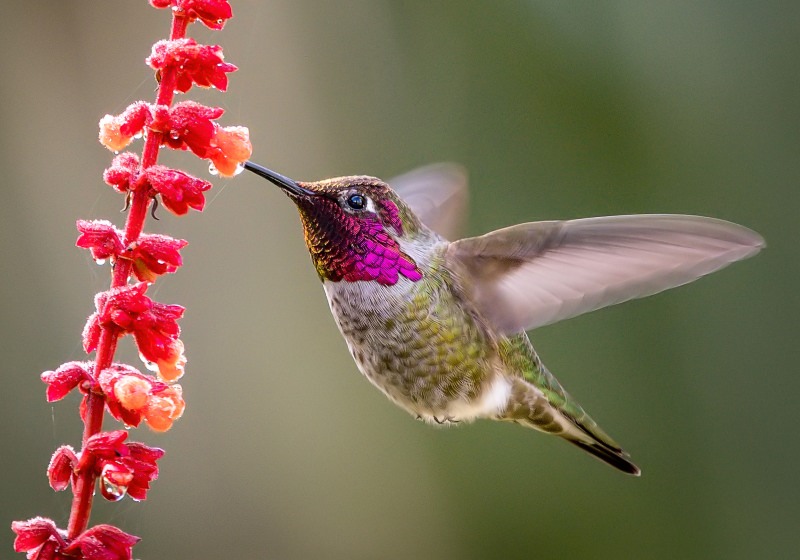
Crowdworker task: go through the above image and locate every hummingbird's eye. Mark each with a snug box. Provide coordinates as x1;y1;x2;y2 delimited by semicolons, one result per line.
346;193;366;210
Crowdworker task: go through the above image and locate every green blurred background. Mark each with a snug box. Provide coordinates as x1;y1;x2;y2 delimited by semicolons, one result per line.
1;1;797;559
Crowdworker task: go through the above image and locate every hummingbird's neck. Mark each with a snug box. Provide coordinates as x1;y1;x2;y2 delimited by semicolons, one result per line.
297;198;423;286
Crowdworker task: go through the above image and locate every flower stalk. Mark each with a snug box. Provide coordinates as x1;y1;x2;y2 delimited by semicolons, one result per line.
12;1;251;558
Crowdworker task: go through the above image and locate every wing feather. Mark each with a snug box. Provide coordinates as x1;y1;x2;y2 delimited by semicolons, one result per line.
446;215;764;334
389;163;468;240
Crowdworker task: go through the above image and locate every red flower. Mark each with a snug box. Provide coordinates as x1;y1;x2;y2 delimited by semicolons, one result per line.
98;364;185;431
98;102;150;152
80;431;130;467
11;517;67;558
150;0;233;30
113;375;150;411
64;524;140;560
83;283;185;380
148;38;237;93
12;518;139;559
76;221;186;281
207;125;252;176
143;382;186;430
151;101;252;177
118;231;188;281
76;220;124;263
118;442;166;500
98;364;151;427
40;361;94;402
135;329;186;383
26;0;254;553
145;165;212;215
102;151;212;216
130;233;187;281
102;152;144;194
101;101;251;178
152;100;221;154
42;361;101;428
47;446;78;492
79;431;165;502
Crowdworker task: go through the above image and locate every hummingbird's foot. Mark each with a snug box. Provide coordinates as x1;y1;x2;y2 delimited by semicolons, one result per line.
432;415;460;425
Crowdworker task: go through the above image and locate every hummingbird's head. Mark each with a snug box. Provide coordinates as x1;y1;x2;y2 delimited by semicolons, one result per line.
244;161;424;286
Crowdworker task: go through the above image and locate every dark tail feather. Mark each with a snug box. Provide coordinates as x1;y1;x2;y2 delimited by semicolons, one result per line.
569;439;641;476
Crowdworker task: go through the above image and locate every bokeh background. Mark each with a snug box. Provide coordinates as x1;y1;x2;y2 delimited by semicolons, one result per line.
1;1;797;559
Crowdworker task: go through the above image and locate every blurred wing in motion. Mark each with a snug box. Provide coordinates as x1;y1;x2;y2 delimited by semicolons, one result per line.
446;214;765;334
389;163;468;240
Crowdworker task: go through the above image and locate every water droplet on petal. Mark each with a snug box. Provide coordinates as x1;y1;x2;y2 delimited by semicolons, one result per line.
232;162;245;176
208;162;220;176
169;131;180;140
100;476;127;502
133;131;143;140
140;353;159;372
95;258;106;266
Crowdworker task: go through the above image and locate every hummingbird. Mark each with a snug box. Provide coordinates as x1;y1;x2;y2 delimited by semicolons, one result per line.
244;160;764;476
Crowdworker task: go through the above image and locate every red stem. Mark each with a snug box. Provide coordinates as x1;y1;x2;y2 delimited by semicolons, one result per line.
66;13;189;541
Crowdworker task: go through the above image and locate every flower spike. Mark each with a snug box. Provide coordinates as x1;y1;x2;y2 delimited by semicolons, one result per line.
17;0;247;554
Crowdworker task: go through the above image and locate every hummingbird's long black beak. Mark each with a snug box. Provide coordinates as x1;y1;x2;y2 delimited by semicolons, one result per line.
243;161;317;197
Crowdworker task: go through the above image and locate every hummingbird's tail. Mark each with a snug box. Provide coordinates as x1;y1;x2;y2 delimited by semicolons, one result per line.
566;434;641;476
502;375;641;476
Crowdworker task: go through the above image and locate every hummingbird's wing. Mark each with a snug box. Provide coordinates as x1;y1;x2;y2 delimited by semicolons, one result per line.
446;215;764;334
389;163;468;240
